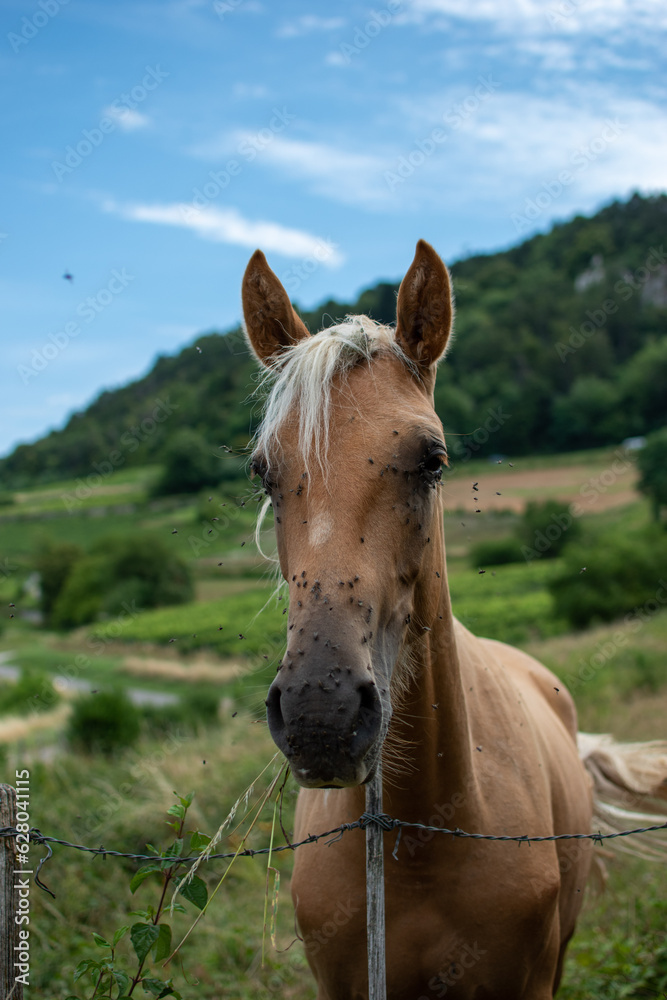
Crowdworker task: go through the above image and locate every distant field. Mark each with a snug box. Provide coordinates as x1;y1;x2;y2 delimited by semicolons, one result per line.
443;446;639;514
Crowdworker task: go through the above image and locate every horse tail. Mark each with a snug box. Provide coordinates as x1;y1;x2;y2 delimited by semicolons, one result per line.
578;732;667;861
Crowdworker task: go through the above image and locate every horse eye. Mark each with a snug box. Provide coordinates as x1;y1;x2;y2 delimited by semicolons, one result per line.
420;449;446;480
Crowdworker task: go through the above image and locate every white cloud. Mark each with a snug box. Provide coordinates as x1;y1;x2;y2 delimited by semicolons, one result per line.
277;15;345;38
232;82;270;99
104;104;150;131
402;0;667;36
325;50;348;67
103;199;344;265
256;136;390;205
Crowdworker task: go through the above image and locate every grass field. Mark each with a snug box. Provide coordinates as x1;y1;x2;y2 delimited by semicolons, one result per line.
1;447;666;999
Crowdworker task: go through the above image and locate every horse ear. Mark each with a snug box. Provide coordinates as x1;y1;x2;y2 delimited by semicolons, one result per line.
242;249;310;366
395;240;453;369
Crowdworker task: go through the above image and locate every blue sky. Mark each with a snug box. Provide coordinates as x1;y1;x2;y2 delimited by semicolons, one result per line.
2;0;666;458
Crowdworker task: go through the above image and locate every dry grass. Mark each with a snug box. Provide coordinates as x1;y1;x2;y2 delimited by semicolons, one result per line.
0;703;70;742
121;654;247;684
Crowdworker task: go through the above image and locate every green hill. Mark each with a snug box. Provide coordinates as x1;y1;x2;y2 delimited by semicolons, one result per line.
2;192;666;488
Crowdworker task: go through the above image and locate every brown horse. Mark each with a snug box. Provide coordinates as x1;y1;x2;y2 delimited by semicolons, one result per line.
242;240;667;999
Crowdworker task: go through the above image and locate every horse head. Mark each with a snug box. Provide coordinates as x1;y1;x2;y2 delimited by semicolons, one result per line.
243;240;453;788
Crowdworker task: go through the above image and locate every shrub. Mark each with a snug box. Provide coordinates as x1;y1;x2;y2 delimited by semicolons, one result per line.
516;499;581;561
549;530;667;629
67;689;141;754
0;670;60;716
34;541;84;621
469;537;523;568
141;689;220;735
636;426;667;521
50;534;194;629
152;429;224;496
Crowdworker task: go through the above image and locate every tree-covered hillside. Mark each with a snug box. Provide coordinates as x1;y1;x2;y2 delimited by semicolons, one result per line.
2;192;666;488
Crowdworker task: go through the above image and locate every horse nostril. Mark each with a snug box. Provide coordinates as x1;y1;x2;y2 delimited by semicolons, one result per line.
265;683;285;737
356;681;382;737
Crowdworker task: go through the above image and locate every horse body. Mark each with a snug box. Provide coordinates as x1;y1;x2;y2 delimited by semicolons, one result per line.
241;240;664;998
292;620;593;999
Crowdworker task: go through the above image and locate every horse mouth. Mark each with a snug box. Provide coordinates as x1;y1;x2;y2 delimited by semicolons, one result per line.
287;744;382;789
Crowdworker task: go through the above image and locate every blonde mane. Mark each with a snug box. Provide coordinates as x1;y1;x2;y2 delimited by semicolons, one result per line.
252;314;414;472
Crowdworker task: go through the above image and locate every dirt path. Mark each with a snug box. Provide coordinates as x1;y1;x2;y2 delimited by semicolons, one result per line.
443;458;639;514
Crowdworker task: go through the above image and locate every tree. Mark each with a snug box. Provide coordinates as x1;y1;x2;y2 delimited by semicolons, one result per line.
636;428;667;522
152;428;223;496
34;541;84;622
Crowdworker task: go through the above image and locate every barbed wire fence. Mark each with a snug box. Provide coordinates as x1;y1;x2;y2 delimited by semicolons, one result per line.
2;812;667;890
2;781;666;1000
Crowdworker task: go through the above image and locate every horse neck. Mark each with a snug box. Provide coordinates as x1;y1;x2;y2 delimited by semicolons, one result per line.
383;539;480;823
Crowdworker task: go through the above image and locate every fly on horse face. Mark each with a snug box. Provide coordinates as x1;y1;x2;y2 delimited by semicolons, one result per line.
242;240;667;999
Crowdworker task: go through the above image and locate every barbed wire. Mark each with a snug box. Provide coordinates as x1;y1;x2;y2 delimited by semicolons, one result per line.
2;813;666;897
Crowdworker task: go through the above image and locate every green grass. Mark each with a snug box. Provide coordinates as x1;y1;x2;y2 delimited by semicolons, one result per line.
1;451;665;998
448;557;567;643
90;586;286;659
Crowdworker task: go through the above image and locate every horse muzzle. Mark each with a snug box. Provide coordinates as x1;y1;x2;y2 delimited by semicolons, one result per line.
265;662;386;787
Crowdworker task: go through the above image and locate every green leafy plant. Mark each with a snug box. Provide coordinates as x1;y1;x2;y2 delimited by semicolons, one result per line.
67;690;142;755
65;791;210;1000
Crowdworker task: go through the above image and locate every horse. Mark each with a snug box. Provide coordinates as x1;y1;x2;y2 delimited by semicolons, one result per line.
241;240;667;999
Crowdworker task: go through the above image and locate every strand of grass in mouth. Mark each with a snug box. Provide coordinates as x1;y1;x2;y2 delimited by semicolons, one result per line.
261;793;280;968
165;757;288;964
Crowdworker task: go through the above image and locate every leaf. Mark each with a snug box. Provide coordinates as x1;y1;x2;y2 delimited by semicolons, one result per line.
113;970;131;995
130;923;161;963
141;977;171;996
188;831;211;851
130;867;160;894
167;803;185;820
74;959;99;982
113;925;130;947
180;875;208;911
179;790;195;808
154;922;173;963
163;838;183;859
92;932;111;948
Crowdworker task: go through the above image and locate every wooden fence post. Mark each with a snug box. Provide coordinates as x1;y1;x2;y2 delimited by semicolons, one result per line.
1;784;24;1000
365;761;386;1000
